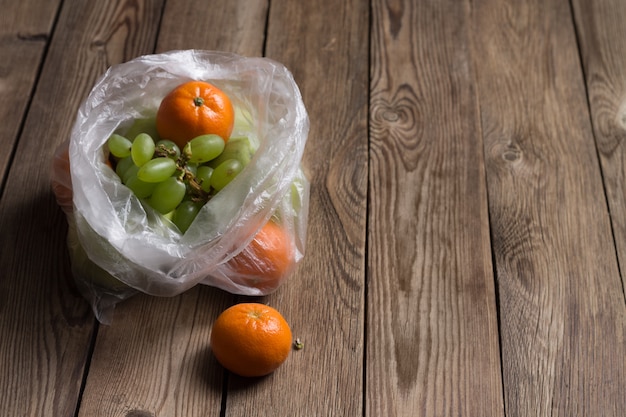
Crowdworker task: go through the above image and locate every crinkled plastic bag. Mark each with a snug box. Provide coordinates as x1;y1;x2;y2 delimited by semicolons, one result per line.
51;50;310;324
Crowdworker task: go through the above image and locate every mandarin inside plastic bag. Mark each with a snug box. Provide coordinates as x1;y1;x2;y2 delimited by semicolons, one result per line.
51;50;310;324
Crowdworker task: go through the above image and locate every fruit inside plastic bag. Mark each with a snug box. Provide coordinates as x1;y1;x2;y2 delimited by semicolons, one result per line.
51;50;310;324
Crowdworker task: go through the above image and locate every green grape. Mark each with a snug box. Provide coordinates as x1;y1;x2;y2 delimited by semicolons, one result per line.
115;156;135;180
131;133;155;167
137;157;177;183
125;117;160;142
210;159;243;191
149;177;186;214
196;165;214;193
184;134;225;164
162;210;175;222
156;139;180;159
208;136;253;168
125;172;157;199
185;163;198;177
172;201;203;233
107;134;132;158
122;164;139;184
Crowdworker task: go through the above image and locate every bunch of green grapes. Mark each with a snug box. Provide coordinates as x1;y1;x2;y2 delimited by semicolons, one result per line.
106;130;252;233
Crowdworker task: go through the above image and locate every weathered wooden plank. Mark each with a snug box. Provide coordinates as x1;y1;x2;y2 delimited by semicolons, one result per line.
472;0;626;415
572;0;626;301
222;0;369;415
0;0;164;415
157;0;268;56
367;0;504;416
0;0;60;187
77;289;228;417
75;1;269;416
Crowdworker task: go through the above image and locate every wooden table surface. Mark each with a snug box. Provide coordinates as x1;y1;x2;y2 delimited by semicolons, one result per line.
2;0;626;416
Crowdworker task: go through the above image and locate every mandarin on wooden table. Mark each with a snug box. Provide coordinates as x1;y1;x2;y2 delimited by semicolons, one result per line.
210;303;293;377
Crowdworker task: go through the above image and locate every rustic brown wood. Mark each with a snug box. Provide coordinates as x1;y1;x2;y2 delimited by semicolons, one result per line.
572;0;626;299
0;0;165;416
472;0;626;415
2;0;626;415
222;0;369;416
157;0;268;56
0;0;61;185
77;289;229;417
367;1;504;416
0;0;162;415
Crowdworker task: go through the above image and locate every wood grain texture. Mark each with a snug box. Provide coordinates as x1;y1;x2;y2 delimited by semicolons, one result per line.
367;1;504;416
4;0;626;415
472;0;626;415
0;0;60;187
572;0;626;299
157;0;268;56
78;289;228;417
75;1;269;416
0;0;165;415
223;0;369;416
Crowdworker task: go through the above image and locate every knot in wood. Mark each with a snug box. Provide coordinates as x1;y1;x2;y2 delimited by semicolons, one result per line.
501;141;522;163
503;149;521;161
371;92;417;133
382;109;400;122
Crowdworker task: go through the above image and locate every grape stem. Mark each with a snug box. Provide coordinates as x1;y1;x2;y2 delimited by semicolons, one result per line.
166;145;212;203
154;143;213;203
154;143;178;158
184;170;211;202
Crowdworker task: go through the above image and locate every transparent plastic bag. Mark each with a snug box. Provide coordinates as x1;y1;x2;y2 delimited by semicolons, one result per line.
51;50;310;324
